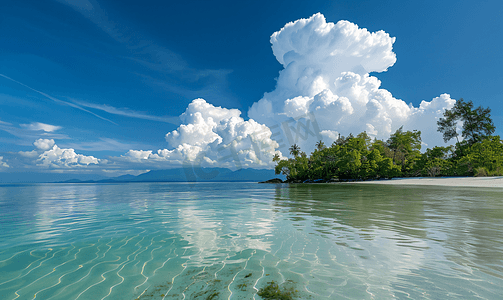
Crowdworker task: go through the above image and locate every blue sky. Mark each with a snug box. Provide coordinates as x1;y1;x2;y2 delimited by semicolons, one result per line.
1;0;502;176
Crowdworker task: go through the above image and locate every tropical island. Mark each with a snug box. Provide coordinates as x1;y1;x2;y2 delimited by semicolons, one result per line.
270;98;502;183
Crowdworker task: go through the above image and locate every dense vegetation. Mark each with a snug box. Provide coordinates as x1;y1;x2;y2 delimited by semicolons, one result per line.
274;99;502;182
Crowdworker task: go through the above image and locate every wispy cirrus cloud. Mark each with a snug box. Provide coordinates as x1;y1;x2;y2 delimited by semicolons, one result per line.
62;137;150;152
54;0;187;70
20;122;62;132
137;70;237;107
0;122;70;142
53;0;235;104
0;74;118;125
72;100;180;125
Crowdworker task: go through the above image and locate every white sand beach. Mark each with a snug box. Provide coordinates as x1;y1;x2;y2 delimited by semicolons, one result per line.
353;177;503;188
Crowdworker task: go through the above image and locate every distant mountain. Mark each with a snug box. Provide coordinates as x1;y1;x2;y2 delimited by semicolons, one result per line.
0;168;284;184
128;167;283;182
112;174;138;181
0;172;107;183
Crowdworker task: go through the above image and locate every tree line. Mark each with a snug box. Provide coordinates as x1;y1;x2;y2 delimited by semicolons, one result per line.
273;98;502;182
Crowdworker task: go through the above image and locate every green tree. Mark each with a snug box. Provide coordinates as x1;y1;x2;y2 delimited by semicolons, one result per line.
333;133;354;146
387;126;422;174
275;159;292;178
274;150;309;182
458;135;503;176
356;132;372;148
289;144;300;158
437;98;496;147
418;146;454;177
437;109;460;144
315;140;326;151
307;147;330;179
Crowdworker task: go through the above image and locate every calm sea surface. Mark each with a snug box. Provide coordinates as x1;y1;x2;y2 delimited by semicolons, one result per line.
0;182;502;300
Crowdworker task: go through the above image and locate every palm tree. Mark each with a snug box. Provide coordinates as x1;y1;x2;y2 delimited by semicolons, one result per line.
315;140;326;151
289;144;300;157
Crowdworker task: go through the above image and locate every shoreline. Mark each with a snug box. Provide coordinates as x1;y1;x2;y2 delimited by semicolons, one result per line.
349;176;503;188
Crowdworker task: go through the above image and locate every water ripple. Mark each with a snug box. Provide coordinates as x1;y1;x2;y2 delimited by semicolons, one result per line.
1;183;503;299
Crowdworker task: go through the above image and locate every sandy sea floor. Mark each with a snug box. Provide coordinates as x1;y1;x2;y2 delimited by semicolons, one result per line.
351;176;503;188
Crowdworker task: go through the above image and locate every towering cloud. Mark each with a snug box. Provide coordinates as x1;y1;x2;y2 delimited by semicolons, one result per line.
249;13;455;154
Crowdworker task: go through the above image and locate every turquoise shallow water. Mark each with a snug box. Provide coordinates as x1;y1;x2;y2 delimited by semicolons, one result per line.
1;182;503;299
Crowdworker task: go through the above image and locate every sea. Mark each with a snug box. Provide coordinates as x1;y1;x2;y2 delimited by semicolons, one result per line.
0;182;502;299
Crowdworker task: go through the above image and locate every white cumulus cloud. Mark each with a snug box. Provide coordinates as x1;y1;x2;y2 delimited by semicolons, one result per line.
0;156;9;169
248;13;456;154
18;150;39;158
18;139;101;168
37;144;100;168
34;138;56;151
120;99;282;169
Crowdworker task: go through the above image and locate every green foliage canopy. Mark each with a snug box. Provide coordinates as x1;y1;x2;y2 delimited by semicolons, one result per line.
274;102;501;181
